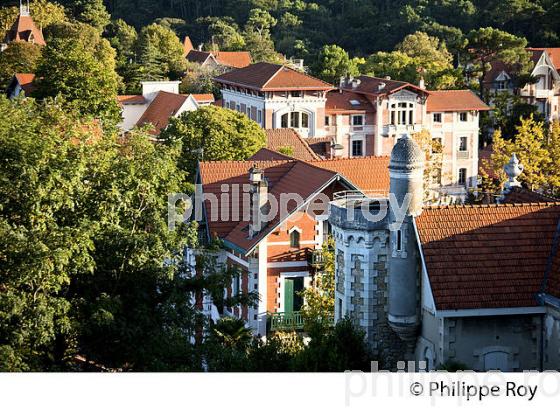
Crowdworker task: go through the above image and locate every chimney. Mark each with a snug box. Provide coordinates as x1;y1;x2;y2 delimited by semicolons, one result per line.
378;82;386;91
418;76;426;90
249;165;269;238
198;44;203;51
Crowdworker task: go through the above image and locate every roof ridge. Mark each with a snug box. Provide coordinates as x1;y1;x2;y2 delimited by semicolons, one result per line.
422;202;560;210
309;155;390;163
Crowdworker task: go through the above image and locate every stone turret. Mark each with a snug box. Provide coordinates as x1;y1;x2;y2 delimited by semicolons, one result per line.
387;134;424;345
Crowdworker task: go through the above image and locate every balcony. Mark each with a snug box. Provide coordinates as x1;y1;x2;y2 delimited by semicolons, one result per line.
268;311;335;331
457;150;470;160
383;123;423;135
308;249;325;269
535;89;554;99
269;311;305;331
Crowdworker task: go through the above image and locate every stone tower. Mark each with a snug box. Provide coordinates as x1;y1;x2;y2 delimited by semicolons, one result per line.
387;134;424;346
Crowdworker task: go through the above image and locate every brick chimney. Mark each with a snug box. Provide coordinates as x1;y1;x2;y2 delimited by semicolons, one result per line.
249;165;269;238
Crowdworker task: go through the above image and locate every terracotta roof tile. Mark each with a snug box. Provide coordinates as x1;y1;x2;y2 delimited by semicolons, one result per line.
416;203;560;310
4;14;45;46
186;50;212;65
136;91;188;134
310;156;390;194
199;159;342;252
215;62;333;91
261;129;320;161
192;93;215;103
326;90;375;113
426;90;489;112
214;51;252;68
342;75;427;97
13;73;35;94
183;36;194;56
116;95;147;105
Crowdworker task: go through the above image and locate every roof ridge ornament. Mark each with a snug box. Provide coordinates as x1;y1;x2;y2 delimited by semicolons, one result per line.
504;153;524;190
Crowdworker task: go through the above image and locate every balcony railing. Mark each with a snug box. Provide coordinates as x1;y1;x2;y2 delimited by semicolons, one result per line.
457;150;470;159
270;311;305;331
269;311;335;332
308;249;325;268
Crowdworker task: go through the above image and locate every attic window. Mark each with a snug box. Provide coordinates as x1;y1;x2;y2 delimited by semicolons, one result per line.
349;100;361;106
290;230;300;248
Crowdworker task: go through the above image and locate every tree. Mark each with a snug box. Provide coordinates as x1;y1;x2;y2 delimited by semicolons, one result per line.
33;37;120;129
0;0;66;32
160;105;267;178
203;17;246;51
491;92;542;139
243;8;284;63
466;27;530;99
135;23;186;82
365;31;462;89
0;42;42;92
180;62;221;95
72;0;111;33
314;45;361;85
485;116;550;191
301;237;335;327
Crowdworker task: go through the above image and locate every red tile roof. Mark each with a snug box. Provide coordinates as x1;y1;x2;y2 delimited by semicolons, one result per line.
116;95;147;105
261;129;320;161
342;75;427;97
136;91;188;134
426;90;490;112
199;159;345;252
326;90;375;113
183;36;194;56
416;203;560;310
13;73;35;95
484;48;560;84
502;187;556;204
310;156;391;194
249;148;294;161
4;13;45;46
214;51;252;68
192;93;215;103
215;62;333;91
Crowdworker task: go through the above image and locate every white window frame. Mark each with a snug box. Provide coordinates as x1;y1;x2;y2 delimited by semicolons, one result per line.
433;112;442;123
351;115;364;127
351;138;364;157
459;112;468;122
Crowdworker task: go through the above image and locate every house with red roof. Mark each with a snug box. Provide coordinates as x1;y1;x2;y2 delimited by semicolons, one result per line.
193;151;391;335
214;63;489;196
329;135;560;371
484;47;560;121
1;3;45;51
183;37;252;70
117;81;214;134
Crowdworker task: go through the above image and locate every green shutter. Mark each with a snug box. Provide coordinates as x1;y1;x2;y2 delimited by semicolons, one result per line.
284;279;294;313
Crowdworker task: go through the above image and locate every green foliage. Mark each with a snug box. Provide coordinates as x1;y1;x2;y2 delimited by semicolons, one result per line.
0;42;42;92
365;31;462;89
314;44;362;85
134;23;186;84
160;105;267;178
301;237;335;329
70;0;111;33
466;27;530;98
0;1;66;32
276;145;295;157
491;92;542;139
33;35;121;129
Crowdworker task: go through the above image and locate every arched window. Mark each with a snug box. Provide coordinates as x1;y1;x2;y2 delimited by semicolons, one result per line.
279;112;310;129
290;230;300;248
390;102;414;125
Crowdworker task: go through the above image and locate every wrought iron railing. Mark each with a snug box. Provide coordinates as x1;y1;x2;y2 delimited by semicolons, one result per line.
269;311;304;331
308;249;325;268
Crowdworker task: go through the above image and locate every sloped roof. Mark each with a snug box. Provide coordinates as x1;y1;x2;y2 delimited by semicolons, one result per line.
342;75;427;97
416;203;560;310
192;93;215;103
249;148;294;161
426;90;490;112
136;91;188;134
310;156;391;194
198;159;343;253
4;13;45;46
183;36;194;56
116;95;147;105
502;187;556;204
13;73;35;94
186;50;212;65
484;48;560;84
262;129;320;161
214;62;333;91
326;90;375;113
214;51;252;68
